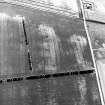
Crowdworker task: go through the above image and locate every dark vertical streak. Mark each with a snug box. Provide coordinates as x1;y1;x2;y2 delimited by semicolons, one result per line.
22;19;33;71
22;19;28;45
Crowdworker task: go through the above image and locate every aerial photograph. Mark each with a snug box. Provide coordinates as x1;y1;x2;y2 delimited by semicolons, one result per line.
0;0;104;105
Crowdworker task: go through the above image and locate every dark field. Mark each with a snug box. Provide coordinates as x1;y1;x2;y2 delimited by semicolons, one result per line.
0;74;101;105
